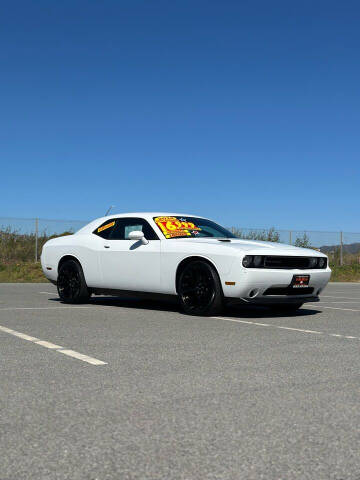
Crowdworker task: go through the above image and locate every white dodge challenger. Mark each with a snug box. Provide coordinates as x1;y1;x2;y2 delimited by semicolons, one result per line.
41;212;331;315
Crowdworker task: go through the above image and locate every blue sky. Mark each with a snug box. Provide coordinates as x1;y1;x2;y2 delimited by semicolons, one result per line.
1;0;359;231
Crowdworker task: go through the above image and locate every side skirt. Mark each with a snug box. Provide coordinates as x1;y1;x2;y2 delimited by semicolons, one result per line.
91;288;178;303
50;281;177;303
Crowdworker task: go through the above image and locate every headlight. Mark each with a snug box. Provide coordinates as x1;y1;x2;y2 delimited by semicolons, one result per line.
253;255;263;267
318;257;326;268
309;257;318;268
242;255;253;267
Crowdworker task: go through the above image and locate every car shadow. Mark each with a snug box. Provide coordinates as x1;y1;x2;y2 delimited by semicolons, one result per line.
223;304;321;319
49;295;182;313
49;295;321;318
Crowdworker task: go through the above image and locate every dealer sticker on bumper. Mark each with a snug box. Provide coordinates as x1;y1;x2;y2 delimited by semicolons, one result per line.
291;275;310;288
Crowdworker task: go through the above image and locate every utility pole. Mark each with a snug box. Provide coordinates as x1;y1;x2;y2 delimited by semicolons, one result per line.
35;218;39;262
340;231;343;266
289;231;292;245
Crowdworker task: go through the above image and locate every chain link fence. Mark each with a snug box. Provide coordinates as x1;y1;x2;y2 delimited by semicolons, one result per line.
229;227;360;266
0;217;88;263
1;217;360;266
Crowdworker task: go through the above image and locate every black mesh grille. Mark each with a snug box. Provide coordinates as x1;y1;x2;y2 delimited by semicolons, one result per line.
262;256;326;269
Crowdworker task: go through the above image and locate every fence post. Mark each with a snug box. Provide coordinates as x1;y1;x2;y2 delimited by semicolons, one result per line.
35;218;39;262
289;231;292;245
340;231;343;266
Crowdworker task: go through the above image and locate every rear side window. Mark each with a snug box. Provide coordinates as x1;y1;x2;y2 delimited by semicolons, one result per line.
94;218;159;240
94;219;116;239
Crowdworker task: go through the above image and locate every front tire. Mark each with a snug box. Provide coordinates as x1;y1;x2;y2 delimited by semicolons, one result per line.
178;260;223;316
57;259;90;304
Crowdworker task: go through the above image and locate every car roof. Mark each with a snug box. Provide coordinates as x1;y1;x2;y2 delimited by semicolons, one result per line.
75;212;206;235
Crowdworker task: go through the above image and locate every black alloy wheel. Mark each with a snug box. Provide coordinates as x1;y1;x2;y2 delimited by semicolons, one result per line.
178;260;223;316
57;259;90;304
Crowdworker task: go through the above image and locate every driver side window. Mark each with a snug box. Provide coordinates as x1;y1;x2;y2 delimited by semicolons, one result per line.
124;224;142;239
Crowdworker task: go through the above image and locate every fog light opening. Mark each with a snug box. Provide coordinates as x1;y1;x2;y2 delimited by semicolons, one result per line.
249;289;259;298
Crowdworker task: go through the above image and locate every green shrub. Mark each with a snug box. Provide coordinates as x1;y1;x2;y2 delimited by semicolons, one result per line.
294;233;311;248
231;227;280;242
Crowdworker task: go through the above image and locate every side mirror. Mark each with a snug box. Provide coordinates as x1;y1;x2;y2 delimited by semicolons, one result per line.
128;230;149;245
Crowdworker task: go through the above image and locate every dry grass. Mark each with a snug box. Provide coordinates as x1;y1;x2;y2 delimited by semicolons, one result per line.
0;227;71;283
329;264;360;282
0;262;48;283
0;227;72;263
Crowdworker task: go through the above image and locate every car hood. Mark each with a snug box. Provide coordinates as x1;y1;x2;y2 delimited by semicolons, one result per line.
175;238;325;257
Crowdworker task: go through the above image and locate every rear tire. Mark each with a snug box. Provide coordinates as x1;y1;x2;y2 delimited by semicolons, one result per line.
178;260;223;316
269;303;303;313
57;259;90;304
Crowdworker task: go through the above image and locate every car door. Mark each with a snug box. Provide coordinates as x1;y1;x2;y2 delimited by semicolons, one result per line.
96;217;161;292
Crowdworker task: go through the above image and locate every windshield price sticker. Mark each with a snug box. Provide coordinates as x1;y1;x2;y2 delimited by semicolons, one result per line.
155;216;201;238
98;221;115;233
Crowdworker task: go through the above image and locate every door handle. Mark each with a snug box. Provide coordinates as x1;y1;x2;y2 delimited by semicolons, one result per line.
104;245;110;249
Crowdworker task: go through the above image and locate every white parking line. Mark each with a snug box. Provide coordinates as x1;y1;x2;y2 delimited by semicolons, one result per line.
58;350;107;365
320;301;360;304
0;325;107;365
321;296;360;300
212;316;360;340
39;291;57;295
35;340;63;349
308;305;360;312
0;325;40;339
0;306;91;311
275;326;322;334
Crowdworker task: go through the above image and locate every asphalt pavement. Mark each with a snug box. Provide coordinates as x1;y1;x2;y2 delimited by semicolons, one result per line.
1;282;360;480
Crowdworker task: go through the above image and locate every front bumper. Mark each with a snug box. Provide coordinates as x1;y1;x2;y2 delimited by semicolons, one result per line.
222;265;331;304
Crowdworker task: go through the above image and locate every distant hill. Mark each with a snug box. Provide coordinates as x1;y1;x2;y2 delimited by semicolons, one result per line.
320;242;360;254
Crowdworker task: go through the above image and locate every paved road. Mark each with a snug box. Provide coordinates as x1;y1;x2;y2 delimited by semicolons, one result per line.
1;283;360;480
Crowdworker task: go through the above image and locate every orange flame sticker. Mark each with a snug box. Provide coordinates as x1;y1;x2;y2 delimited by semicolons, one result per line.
98;221;115;233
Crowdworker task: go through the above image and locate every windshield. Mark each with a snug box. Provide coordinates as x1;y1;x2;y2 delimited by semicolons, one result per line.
153;216;237;239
